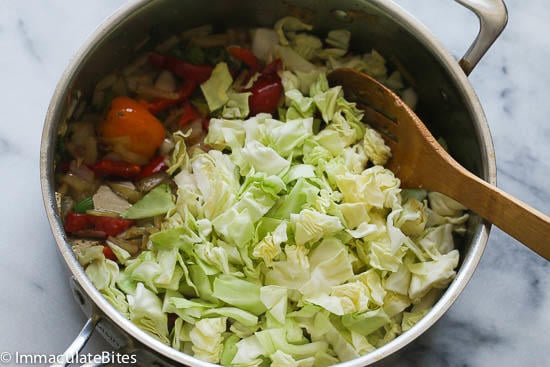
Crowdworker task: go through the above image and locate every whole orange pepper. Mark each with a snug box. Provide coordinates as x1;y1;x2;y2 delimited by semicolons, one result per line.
100;97;166;164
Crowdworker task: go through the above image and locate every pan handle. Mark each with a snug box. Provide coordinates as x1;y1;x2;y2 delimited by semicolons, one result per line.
50;317;97;367
454;0;508;75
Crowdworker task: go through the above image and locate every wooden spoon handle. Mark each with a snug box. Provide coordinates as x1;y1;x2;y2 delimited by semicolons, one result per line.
450;167;550;260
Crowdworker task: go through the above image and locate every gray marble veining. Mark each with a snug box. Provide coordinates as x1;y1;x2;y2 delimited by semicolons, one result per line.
0;0;548;366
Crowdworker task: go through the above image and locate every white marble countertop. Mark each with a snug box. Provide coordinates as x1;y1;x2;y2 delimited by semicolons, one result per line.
0;0;548;366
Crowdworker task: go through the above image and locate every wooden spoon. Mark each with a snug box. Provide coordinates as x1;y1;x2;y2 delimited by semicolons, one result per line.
328;68;550;260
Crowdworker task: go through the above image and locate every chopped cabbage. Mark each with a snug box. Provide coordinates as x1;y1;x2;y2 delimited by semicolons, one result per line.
189;317;227;363
76;16;468;367
122;184;175;219
127;283;169;343
200;62;233;111
222;91;251;119
274;16;314;46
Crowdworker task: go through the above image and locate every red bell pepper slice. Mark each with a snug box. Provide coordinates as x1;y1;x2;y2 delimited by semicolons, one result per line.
91;216;134;237
138;156;168;179
148;52;167;68
139;79;197;115
65;212;134;238
103;246;117;261
91;159;142;179
227;46;261;70
244;58;284;116
148;53;214;83
248;72;283;116
262;59;283;75
64;212;90;234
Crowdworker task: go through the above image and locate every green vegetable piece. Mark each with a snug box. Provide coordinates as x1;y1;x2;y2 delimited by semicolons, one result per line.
127;283;169;344
212;275;267;315
150;225;200;251
190;317;227;363
106;240;131;264
222;91;251;119
269;178;319;219
292;209;344;246
188;264;217;303
402;309;429;332
341;308;391;336
274;45;315;72
200;62;233;112
122;184;175;219
274;16;313;46
220;334;240;366
326;29;351;51
255;329;327;361
74;196;93;213
204;307;258;327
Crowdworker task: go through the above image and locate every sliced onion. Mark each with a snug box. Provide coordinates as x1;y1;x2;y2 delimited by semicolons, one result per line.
191;34;229;48
401;87;418;110
107;236;139;255
66;122;98;165
60;195;75;218
136;84;180;100
181;25;213;40
120;226;148;239
111;76;129;97
73;101;87;121
108;181;143;204
126;73;154;93
154;71;177;93
61;174;95;199
251;28;279;61
95;73;118;91
227;27;250;45
163;107;185;131
92;185;132;215
135;172;175;193
102;136;148;165
122;54;149;76
155;35;180;53
183;119;204;146
159;137;175;157
85;210;120;218
91;89;104;110
70;162;95;185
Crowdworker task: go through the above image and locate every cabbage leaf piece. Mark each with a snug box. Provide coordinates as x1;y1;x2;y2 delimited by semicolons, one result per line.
122;184;175;219
408;250;460;301
200;62;233;111
84;250;129;316
291;209;344;246
274;16;313;46
212;173;285;246
232;329;328;365
212;275;267;315
127;283;169;344
223;91;251;119
189;317;227;363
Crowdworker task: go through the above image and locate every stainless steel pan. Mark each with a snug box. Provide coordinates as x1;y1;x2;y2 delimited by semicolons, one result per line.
40;1;507;366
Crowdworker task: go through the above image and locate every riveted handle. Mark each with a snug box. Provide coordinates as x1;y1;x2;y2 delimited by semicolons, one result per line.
455;0;508;75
